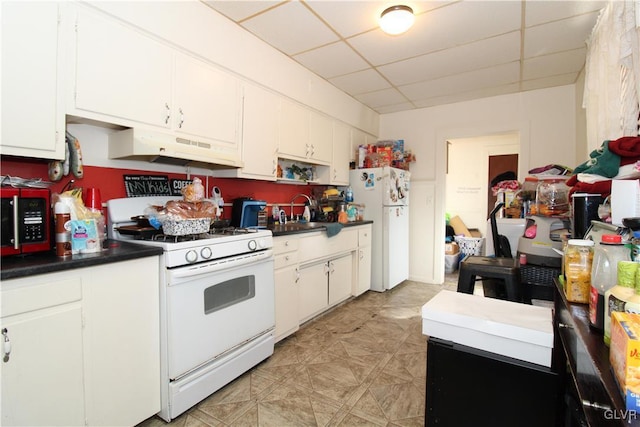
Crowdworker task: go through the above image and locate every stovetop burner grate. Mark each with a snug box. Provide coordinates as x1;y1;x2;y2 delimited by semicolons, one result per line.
210;227;260;236
150;233;209;243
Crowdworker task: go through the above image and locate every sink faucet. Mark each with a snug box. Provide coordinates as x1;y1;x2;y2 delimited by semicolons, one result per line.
290;193;312;221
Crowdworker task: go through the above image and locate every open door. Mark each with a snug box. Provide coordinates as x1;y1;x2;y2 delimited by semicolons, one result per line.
487;154;518;217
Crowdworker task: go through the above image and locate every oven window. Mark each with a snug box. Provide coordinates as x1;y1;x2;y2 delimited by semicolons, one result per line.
204;275;256;315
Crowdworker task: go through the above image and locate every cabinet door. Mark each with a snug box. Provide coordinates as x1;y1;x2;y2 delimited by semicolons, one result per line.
329;253;353;306
355;245;372;296
331;121;351;185
74;5;172;127
1;306;85;426
173;53;240;146
278;99;309;159
1;1;65;159
82;258;160;426
298;262;329;323
274;265;300;342
308;111;332;164
240;84;279;179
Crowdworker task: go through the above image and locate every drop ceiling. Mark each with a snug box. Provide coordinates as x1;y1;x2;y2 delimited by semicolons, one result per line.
203;0;606;114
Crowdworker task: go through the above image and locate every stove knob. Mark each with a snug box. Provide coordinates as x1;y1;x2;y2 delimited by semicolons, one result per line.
185;250;198;264
248;240;257;251
201;247;212;259
257;239;267;249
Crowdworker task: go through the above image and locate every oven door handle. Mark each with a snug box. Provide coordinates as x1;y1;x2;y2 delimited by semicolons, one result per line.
168;250;274;280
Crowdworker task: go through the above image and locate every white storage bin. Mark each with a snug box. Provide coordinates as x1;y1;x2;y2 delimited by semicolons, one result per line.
444;253;459;273
421;290;553;367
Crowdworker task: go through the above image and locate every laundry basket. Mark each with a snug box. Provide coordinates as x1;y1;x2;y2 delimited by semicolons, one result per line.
455;236;485;257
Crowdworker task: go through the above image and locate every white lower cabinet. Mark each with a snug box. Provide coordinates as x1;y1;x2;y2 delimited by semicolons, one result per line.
328;253;354;306
0;256;161;426
1;278;85;427
299;261;331;323
353;225;372;296
274;237;300;342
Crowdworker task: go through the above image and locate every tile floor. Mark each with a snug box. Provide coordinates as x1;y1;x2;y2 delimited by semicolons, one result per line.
137;279;457;427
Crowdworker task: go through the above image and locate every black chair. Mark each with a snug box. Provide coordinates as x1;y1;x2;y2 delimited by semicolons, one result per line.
456;203;524;303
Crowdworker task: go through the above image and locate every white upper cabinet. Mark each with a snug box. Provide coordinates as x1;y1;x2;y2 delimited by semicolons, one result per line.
73;5;173;128
278;99;309;160
308;111;332;164
71;5;240;150
278;99;331;165
1;1;66;160
173;53;240;147
331;121;351;185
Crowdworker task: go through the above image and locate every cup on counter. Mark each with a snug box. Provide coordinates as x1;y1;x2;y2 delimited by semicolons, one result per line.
83;187;102;212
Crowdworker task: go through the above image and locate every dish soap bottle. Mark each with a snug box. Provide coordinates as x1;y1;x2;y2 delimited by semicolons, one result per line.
345;186;354;203
303;205;311;222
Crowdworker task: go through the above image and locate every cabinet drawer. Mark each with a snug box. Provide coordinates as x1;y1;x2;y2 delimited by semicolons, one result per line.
358;227;372;247
299;229;358;264
2;277;82;318
275;251;299;270
273;237;299;255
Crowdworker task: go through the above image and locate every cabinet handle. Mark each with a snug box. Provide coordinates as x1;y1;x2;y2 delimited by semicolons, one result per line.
295;267;300;283
581;400;611;412
329;261;335;275
179;108;184;128
359;249;364;260
310;144;315;156
165;103;171;124
285;255;290;261
2;328;11;363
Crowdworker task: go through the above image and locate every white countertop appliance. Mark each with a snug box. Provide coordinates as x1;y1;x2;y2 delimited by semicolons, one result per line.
107;196;274;421
349;166;410;291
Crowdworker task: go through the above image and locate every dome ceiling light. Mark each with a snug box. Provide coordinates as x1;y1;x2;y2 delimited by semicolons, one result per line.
379;5;415;35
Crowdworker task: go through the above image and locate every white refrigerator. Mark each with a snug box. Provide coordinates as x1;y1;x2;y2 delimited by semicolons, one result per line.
349;166;410;292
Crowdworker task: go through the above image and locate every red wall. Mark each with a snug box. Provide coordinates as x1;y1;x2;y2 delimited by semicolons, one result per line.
1;157;328;218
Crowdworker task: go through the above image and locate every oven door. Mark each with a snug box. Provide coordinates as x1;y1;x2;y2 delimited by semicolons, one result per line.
166;251;274;380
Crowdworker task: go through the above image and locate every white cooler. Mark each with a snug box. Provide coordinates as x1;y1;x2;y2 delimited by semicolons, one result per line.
421;290;553;367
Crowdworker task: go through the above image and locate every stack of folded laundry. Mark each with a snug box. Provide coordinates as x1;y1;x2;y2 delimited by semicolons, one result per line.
567;136;640;198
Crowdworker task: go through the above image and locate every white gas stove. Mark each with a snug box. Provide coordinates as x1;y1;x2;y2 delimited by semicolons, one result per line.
106;196;275;421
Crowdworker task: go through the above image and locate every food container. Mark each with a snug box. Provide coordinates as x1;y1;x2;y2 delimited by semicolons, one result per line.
564;239;594;303
536;176;570;217
161;218;211;236
610;311;640;414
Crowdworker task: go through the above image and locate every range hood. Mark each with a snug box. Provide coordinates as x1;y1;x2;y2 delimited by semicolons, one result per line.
108;128;243;169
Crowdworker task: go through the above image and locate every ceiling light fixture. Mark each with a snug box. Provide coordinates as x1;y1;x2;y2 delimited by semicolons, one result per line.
379;5;414;35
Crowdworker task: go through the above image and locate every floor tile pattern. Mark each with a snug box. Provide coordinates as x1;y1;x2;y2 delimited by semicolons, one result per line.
137;280;450;427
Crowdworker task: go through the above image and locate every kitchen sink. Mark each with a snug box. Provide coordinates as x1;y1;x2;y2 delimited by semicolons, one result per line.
269;221;331;233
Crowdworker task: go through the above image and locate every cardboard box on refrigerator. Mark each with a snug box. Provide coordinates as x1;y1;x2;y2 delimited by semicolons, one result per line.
421;291;553;367
611;179;640;226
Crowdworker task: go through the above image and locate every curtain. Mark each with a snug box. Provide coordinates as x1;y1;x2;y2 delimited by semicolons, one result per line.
583;0;640;151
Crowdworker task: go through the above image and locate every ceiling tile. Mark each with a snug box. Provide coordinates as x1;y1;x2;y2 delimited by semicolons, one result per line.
376;102;417;114
330;68;391;95
400;62;520;100
378;31;521;86
241;1;339;55
354;88;409;108
524;11;600;58
202;1;283;22
293;42;369;79
521;73;578;91
525;1;606;27
349;1;521;66
414;83;520;108
523;48;586;80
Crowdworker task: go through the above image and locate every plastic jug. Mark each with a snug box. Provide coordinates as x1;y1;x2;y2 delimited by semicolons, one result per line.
589;234;630;331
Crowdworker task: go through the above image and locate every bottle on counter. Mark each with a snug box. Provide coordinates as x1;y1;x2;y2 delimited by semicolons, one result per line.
564;239;594;304
54;201;72;257
604;261;639;346
589;234;630;332
302;205;311;222
338;204;348;224
345;186;354;203
632;230;640;262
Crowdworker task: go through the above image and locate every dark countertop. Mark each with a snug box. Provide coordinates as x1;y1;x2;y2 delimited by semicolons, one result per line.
268;220;373;237
1;240;163;281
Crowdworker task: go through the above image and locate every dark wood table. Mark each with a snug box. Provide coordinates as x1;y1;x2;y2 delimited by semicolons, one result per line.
554;278;640;426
